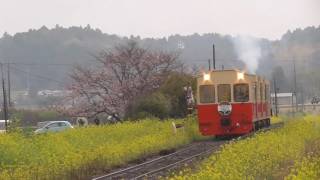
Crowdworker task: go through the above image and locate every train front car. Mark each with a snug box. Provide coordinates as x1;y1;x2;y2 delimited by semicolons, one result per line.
197;69;271;136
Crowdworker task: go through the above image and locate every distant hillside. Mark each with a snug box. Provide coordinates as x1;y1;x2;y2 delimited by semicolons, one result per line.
0;25;124;91
0;25;319;100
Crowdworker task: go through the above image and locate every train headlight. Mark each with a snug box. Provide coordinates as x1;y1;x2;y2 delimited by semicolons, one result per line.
203;73;210;81
237;72;244;80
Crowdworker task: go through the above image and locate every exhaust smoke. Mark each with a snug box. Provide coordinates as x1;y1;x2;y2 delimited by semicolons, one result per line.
232;36;262;73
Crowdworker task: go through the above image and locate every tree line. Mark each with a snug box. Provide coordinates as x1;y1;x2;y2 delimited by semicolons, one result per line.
0;25;320;108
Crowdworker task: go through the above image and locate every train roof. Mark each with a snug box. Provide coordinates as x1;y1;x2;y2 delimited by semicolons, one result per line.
197;69;269;84
199;69;267;80
201;68;252;74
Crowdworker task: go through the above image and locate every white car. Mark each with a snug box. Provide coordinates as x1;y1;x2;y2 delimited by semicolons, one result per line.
34;121;73;134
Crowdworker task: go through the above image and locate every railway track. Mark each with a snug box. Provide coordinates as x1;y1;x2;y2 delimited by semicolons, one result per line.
92;122;284;180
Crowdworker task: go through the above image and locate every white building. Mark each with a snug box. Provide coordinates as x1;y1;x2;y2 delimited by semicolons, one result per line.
271;93;295;106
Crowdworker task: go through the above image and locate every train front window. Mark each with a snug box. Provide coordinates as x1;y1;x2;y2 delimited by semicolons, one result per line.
234;84;249;102
199;85;215;103
218;84;231;102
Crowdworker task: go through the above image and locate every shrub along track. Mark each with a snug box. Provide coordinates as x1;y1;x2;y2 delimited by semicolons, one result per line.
92;122;283;180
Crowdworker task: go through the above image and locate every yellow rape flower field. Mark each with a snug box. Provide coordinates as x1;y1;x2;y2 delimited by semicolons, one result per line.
172;115;320;180
0;116;201;180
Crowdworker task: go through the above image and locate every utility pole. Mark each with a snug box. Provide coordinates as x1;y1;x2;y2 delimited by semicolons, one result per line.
1;63;8;131
293;59;298;111
208;59;211;71
291;91;295;116
301;88;305;112
7;63;11;108
212;44;216;70
273;77;278;117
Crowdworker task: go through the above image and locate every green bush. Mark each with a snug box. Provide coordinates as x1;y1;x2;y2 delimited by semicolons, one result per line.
125;72;196;120
127;92;171;120
159;72;196;117
37;111;62;121
7;115;22;133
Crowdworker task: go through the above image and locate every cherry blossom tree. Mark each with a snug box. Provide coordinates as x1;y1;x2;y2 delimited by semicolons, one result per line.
58;41;180;118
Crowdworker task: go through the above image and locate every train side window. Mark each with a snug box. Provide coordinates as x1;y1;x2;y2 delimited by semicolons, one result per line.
199;85;215;103
234;84;249;102
218;84;231;102
265;85;269;101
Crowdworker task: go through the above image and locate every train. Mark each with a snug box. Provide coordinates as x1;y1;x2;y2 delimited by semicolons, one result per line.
196;69;271;136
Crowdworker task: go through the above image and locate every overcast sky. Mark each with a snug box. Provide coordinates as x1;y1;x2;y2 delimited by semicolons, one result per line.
0;0;319;40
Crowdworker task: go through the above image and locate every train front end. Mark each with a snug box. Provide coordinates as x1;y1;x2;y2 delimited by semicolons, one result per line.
197;69;270;136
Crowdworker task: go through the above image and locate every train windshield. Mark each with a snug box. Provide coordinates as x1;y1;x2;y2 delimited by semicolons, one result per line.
234;84;249;102
199;85;215;103
218;84;231;102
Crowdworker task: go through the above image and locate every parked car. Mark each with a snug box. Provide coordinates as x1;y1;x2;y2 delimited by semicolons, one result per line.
34;121;73;134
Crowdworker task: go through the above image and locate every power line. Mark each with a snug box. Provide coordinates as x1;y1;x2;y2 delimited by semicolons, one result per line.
10;65;65;85
7;62;74;66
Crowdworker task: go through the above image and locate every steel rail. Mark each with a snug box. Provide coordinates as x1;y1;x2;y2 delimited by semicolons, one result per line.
92;122;284;180
134;122;284;179
134;144;220;179
92;143;199;180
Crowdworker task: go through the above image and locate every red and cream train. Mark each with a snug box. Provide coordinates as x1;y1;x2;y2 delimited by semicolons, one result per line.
197;69;271;136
